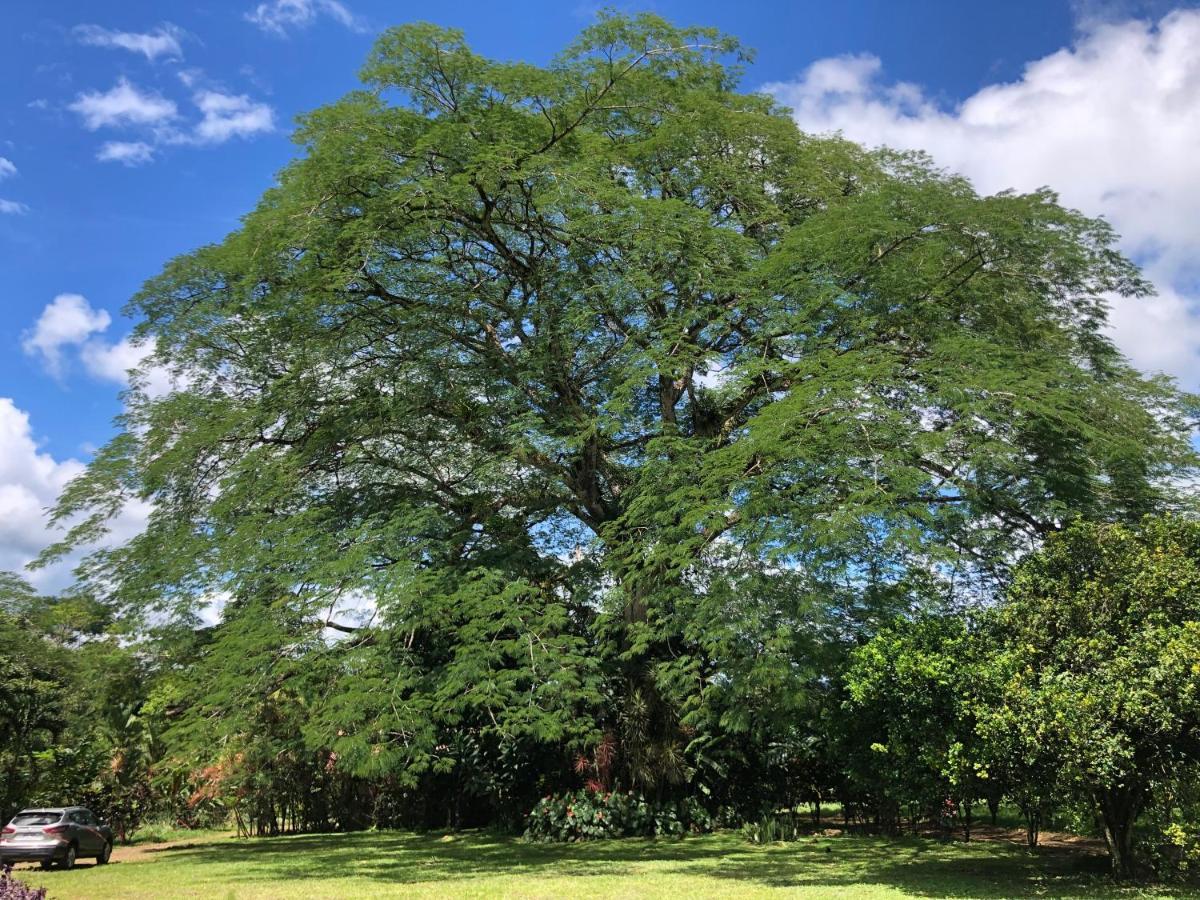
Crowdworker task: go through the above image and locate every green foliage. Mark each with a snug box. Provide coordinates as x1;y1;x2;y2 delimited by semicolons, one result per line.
742;811;806;844
1139;794;1200;881
0;615;69;817
842;613;987;833
0;569;166;846
41;8;1194;716
990;517;1200;877
523;789;713;841
840;518;1200;877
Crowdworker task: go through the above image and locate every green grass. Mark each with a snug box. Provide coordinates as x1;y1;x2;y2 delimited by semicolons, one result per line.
14;829;1200;899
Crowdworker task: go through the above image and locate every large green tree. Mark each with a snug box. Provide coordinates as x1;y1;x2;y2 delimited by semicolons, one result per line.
42;14;1197;791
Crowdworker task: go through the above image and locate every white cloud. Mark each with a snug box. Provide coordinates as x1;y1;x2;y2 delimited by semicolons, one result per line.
177;68;203;89
96;140;155;166
192;90;275;143
10;304;171;592
73;23;184;61
69;78;177;130
1107;266;1200;382
68;74;276;162
79;336;174;398
23;294;175;397
0;398;86;590
764;9;1200;387
0;398;150;593
0;157;15;180
0;199;27;215
78;336;146;385
245;0;360;36
22;294;112;378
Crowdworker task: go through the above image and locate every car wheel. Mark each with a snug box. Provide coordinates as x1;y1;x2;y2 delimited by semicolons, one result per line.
60;843;76;870
97;841;112;864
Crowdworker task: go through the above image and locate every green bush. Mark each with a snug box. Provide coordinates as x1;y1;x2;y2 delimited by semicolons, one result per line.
1136;797;1200;882
523;790;714;842
742;812;805;844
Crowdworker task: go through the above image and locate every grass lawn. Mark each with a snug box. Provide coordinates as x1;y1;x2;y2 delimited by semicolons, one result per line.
14;829;1200;899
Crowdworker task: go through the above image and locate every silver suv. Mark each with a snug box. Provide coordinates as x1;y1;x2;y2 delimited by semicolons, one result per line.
0;807;114;870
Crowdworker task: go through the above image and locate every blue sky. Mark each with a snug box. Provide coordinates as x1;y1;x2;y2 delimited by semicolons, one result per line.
2;0;1199;587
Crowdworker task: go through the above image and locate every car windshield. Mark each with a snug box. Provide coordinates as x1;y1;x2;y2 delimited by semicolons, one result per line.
11;812;62;826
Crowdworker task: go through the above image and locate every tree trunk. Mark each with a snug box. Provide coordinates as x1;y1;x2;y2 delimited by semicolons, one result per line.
1096;787;1142;879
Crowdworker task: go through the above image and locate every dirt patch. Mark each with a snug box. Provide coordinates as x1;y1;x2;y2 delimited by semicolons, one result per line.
110;832;237;863
111;840;201;862
961;823;1107;854
772;817;1107;855
7;833;236;871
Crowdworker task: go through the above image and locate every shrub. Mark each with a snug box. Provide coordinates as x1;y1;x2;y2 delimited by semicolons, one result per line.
1136;800;1200;882
742;812;805;844
0;865;47;900
523;790;714;842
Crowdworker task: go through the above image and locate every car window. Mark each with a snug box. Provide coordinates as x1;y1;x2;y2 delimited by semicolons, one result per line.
81;811;97;826
11;813;62;826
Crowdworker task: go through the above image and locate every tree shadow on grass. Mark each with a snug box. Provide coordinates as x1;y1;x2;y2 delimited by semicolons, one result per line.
686;837;1150;899
146;830;1198;898
144;830;675;882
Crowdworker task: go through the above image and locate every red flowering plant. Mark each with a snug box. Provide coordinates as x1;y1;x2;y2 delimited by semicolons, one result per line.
523;788;714;842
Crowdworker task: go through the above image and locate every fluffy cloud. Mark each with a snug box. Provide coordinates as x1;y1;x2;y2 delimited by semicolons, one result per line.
71;78;276;162
24;294;174;397
245;0;360;36
77;335;145;385
80;336;174;398
763;10;1200;387
0;158;15;180
96;140;155;166
192;91;275;143
73;23;184;61
0;398;150;592
0;398;86;589
9;301;168;589
69;78;177;130
22;294;112;378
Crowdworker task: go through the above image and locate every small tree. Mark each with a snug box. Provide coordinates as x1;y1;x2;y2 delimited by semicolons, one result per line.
972;649;1064;848
996;517;1200;877
844;614;987;837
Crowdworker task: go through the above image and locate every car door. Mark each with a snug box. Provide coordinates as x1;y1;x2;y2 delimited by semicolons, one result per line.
84;810;108;850
71;811;97;853
65;811;83;851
